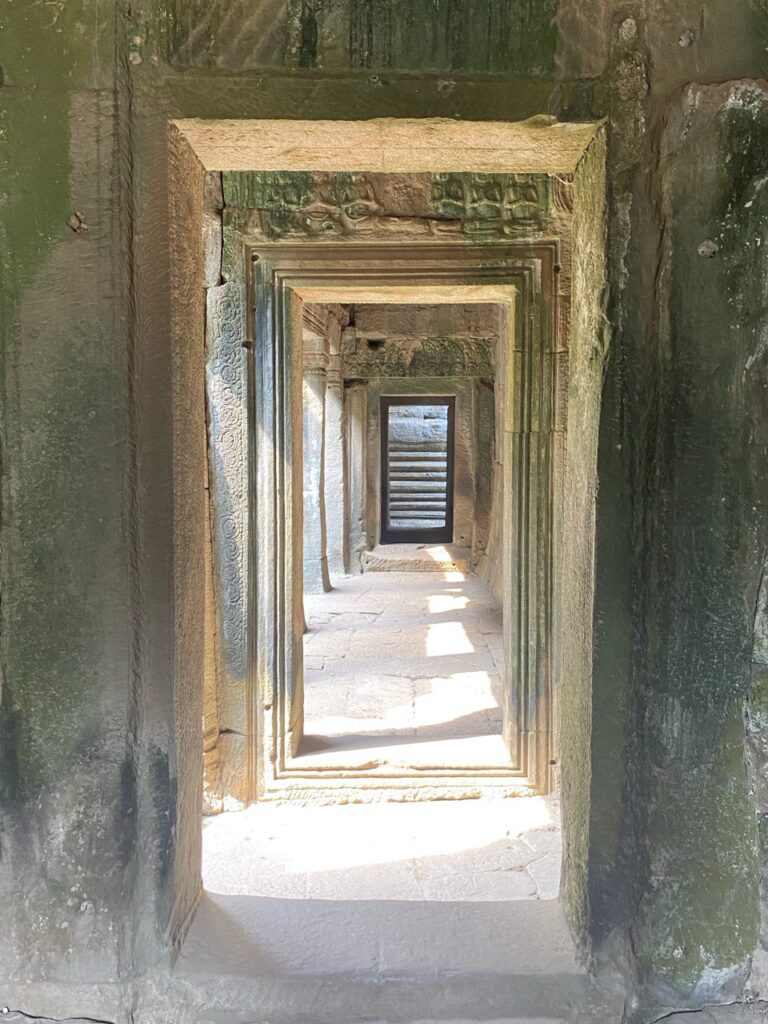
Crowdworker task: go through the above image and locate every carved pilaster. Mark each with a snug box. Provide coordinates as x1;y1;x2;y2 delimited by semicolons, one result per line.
303;350;331;595
302;326;330;375
344;381;368;573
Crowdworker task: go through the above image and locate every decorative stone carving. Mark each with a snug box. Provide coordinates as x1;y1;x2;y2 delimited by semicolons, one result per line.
227;171;452;239
206;278;248;687
224;170;552;241
344;335;496;379
551;174;575;215
430;172;550;238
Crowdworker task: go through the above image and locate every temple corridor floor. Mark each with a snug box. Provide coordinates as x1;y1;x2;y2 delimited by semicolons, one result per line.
203;797;561;900
295;570;512;771
202;571;561;907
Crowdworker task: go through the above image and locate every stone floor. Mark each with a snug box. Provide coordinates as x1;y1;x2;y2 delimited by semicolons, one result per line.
203;797;561;900
191;798;567;1023
294;570;512;771
190;568;567;1022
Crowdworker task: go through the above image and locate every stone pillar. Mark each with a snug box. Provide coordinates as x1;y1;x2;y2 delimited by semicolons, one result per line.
344;378;368;572
324;315;347;578
303;327;332;594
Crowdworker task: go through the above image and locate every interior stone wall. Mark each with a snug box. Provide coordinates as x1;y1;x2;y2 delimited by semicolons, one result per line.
2;0;768;1020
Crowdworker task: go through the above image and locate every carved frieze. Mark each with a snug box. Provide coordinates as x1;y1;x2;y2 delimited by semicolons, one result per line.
226;170;455;239
430;172;550;239
223;170;552;240
344;335;495;379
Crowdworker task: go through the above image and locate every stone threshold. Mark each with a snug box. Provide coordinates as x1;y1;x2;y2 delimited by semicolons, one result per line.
0;902;597;1022
361;543;472;573
156;893;592;1023
261;773;538;804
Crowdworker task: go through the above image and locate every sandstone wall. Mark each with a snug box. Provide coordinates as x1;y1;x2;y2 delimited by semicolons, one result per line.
2;1;768;1019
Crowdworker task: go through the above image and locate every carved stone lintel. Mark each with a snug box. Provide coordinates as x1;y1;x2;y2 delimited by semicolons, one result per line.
344;334;495;380
224;170;553;241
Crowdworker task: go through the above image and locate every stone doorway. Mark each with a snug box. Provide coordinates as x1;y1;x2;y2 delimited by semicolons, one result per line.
242;254;557;801
167;120;607;982
295;300;519;779
194;210;599;803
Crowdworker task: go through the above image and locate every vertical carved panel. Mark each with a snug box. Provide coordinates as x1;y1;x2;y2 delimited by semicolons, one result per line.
206;278;249;731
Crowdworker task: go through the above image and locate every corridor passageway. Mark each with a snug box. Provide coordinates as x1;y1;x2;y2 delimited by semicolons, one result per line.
294;567;512;772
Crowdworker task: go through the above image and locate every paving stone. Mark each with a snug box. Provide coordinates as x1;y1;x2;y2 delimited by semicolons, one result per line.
203;798;562;902
298;571;512;771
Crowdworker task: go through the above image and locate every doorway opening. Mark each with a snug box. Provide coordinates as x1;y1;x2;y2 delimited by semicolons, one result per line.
380;397;455;545
203;239;566;801
168;119;608;996
293;300;518;780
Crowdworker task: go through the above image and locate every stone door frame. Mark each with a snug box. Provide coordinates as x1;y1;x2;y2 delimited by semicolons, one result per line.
167;117;605;938
356;374;486;563
244;240;562;800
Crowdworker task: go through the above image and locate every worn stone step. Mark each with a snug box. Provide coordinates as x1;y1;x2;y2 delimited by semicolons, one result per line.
362;544;471;573
151;894;591;1024
390;501;447;510
389;483;447;493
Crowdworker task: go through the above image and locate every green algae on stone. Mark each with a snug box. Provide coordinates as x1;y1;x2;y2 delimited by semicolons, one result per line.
631;731;759;993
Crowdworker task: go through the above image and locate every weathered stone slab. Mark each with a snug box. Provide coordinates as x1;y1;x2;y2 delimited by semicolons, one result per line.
362;544;470;573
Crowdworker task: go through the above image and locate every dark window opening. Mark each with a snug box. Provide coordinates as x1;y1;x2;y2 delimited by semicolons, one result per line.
380;396;455;545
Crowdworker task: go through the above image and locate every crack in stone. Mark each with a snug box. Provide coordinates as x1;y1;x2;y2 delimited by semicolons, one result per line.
650;1000;768;1022
3;1011;118;1024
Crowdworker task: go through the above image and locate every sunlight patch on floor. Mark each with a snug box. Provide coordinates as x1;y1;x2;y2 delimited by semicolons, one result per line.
427;592;469;613
295;570;511;770
202;797;561;901
426;619;474;656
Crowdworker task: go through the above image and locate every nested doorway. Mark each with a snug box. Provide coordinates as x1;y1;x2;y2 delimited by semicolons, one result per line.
298;335;509;775
180;118;607;816
380;396;456;545
168;115;606;963
239;244;562;800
